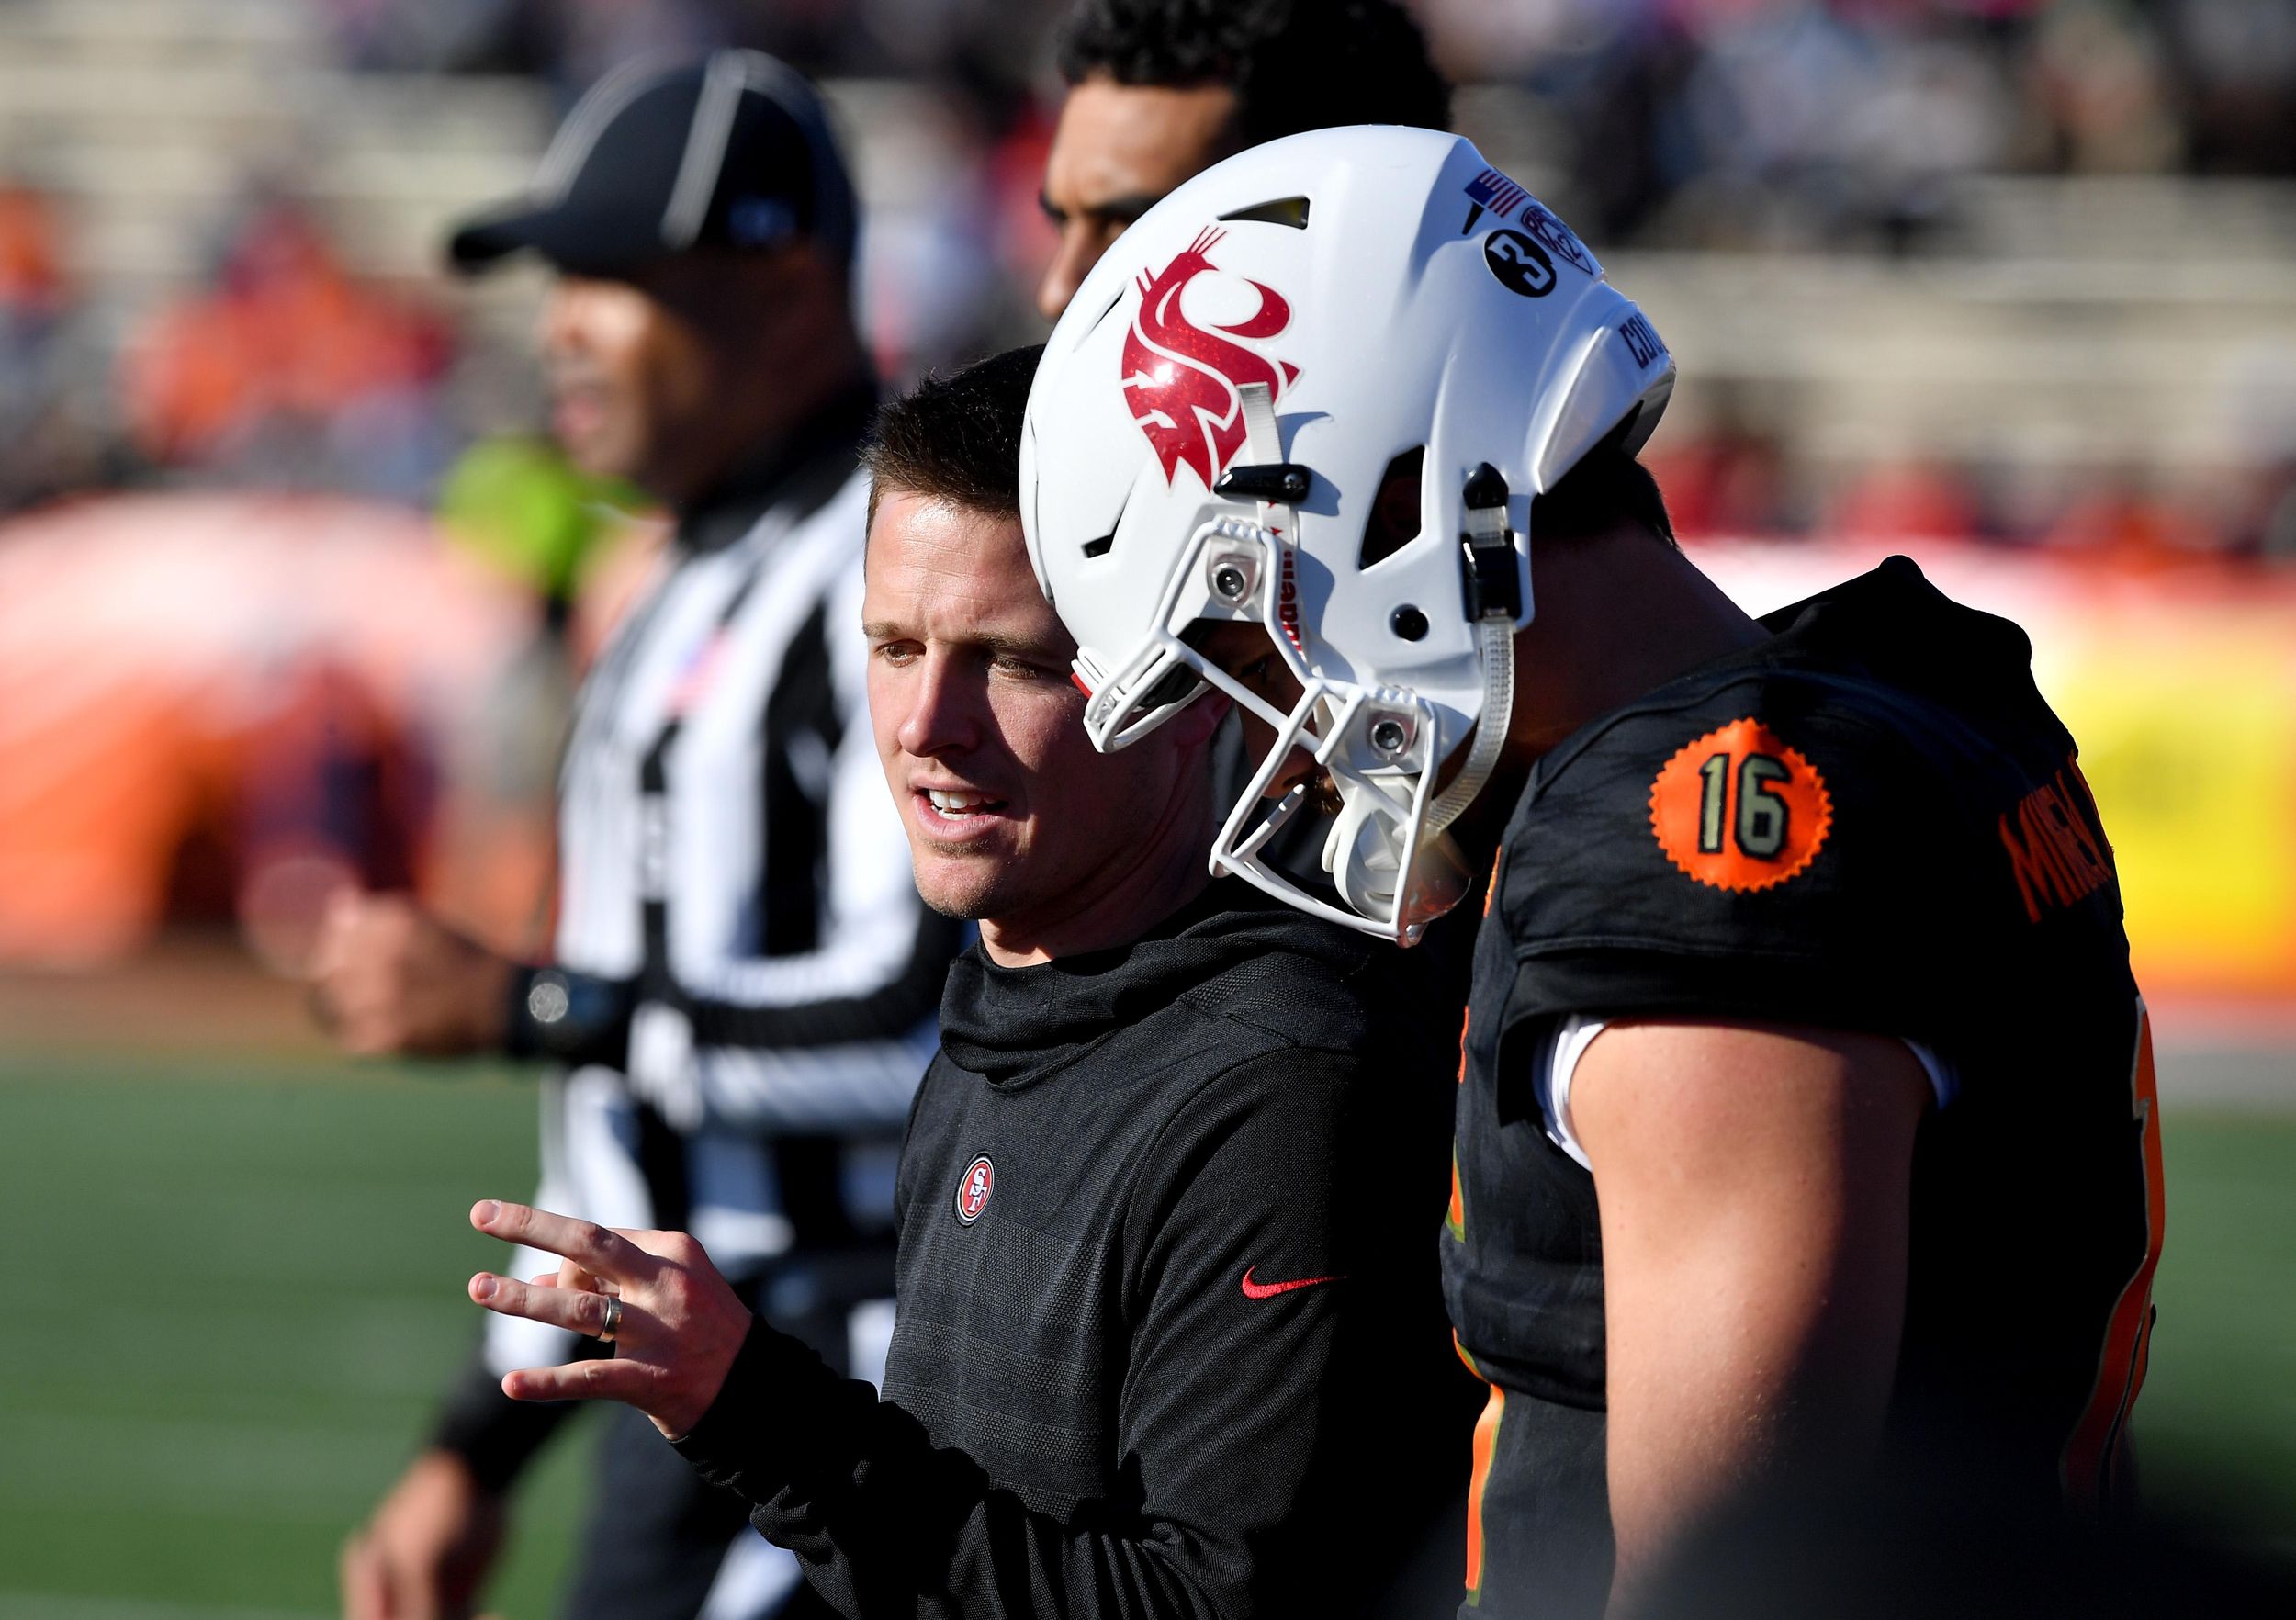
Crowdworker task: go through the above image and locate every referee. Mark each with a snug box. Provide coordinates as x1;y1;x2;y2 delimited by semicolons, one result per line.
315;53;960;1620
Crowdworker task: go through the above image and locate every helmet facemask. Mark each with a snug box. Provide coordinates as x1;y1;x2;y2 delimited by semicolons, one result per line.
1070;385;1515;946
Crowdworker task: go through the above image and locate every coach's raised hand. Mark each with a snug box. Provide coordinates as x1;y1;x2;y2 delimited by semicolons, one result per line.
466;1200;752;1440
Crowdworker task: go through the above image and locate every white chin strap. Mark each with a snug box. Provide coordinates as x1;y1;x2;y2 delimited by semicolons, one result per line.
1315;472;1518;939
1428;483;1518;836
1426;613;1513;838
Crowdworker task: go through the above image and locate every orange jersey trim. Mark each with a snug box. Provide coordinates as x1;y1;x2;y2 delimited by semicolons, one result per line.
2060;1004;2167;1509
1463;1369;1504;1606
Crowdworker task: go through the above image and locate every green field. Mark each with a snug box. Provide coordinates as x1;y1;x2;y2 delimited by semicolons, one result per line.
0;1061;591;1620
2;1058;2292;1617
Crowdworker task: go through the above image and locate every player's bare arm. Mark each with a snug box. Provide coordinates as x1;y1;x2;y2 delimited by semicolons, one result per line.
1570;1021;1930;1609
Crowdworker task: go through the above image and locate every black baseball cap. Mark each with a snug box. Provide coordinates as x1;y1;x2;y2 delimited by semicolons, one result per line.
447;50;858;277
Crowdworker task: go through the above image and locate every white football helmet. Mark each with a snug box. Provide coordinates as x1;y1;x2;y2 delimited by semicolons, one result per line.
1019;126;1675;944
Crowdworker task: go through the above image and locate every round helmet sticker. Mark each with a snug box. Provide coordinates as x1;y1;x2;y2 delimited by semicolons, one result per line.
954;1155;996;1225
1483;229;1558;298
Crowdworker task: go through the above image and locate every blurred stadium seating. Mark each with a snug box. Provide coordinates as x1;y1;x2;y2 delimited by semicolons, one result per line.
5;0;2292;544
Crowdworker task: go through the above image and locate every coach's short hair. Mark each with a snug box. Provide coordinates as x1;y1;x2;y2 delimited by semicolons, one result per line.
1056;0;1449;147
863;344;1043;528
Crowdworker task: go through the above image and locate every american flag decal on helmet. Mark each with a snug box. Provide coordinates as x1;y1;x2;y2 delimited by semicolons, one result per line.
1465;168;1528;219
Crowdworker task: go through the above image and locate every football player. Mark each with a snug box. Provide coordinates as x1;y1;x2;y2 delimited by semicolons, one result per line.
1035;0;1448;320
1020;127;2163;1617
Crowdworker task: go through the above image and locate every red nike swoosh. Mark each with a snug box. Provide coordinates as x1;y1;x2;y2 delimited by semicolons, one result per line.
1240;1266;1348;1299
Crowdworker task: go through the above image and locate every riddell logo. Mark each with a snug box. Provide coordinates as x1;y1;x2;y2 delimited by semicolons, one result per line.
1121;227;1299;490
1276;549;1304;654
953;1155;995;1225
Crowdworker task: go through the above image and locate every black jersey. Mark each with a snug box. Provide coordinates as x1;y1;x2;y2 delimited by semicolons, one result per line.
676;880;1481;1618
1442;557;2164;1618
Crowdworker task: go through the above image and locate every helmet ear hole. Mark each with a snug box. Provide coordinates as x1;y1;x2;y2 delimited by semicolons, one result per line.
1356;448;1426;570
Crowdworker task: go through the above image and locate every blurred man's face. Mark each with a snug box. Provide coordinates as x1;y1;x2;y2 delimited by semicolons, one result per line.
539;253;817;506
539;273;716;498
863;491;1203;932
1037;75;1240;321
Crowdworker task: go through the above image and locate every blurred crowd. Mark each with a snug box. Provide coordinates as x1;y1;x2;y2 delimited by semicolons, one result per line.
0;187;463;510
316;0;2296;216
1445;0;2296;247
3;0;2292;554
1645;409;2296;565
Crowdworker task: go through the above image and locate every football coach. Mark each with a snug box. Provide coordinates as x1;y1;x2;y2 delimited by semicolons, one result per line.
317;53;961;1620
456;345;1475;1618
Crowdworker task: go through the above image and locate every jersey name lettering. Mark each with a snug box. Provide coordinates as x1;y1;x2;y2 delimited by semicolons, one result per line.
1999;759;2113;922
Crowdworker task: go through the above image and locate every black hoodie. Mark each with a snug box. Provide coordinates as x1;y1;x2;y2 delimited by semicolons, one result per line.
676;880;1480;1618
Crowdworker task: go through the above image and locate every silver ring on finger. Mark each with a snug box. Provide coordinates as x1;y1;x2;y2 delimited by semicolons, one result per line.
596;1294;623;1346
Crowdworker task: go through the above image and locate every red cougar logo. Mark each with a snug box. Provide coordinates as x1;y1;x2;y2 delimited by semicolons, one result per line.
1122;228;1299;489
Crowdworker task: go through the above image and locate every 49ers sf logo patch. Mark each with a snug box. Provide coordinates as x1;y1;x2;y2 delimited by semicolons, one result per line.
953;1155;995;1225
1649;718;1832;893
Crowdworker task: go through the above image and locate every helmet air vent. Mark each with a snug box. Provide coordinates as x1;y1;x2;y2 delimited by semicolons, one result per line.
1218;196;1311;230
1083;285;1126;335
1358;448;1426;569
1082;485;1131;559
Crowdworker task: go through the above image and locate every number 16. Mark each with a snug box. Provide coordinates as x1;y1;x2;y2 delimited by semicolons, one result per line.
1697;751;1792;861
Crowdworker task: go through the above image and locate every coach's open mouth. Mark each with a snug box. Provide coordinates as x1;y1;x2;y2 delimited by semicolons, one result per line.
926;789;1008;816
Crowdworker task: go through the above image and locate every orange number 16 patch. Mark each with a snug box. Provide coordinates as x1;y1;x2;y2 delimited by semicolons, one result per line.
1649;718;1832;893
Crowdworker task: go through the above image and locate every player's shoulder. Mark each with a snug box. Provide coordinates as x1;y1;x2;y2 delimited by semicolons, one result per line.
1491;568;2026;976
1510;669;1932;891
1471;557;2111;1041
